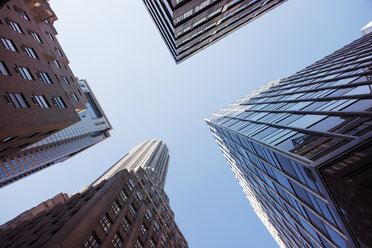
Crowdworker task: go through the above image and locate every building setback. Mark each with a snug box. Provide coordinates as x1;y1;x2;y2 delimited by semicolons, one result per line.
0;0;87;159
0;139;188;248
206;32;372;248
0;79;112;188
143;0;287;63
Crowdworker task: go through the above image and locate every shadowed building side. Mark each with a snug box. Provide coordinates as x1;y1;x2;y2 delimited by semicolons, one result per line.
0;0;88;159
206;30;372;248
0;79;112;188
143;0;287;63
0;140;187;248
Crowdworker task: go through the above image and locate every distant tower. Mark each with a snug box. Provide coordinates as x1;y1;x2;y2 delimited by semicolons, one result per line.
93;139;169;189
0;139;188;248
0;79;112;188
143;0;287;63
206;31;372;247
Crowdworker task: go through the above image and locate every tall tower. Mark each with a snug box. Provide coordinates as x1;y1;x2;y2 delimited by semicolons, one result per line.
0;139;188;248
93;139;169;189
206;32;372;247
143;0;287;63
0;79;112;188
0;0;88;159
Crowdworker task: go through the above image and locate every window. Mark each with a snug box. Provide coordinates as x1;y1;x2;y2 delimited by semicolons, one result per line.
37;72;52;84
144;209;152;221
15;66;33;80
52;96;67;108
120;189;128;202
134;239;143;248
149;239;156;248
46;32;54;41
7;93;29;108
1;37;17;52
24;47;37;59
2;160;14;175
129;204;136;216
61;76;70;85
111;233;123;248
127;178;135;191
99;213;112;233
111;199;122;215
140;224;147;236
9;20;23;33
153;221;160;234
15;7;29;20
1;137;17;143
83;232;100;248
55;48;63;56
161;233;167;247
122;216;131;232
135;192;142;203
71;92;78;101
32;95;50;108
0;61;10;76
51;60;60;68
29;31;42;43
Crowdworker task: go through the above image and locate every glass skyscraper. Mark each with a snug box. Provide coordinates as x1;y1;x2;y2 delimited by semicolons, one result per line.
206;32;372;247
0;79;112;188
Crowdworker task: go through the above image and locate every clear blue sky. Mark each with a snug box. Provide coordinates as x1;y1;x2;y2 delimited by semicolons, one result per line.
1;0;371;247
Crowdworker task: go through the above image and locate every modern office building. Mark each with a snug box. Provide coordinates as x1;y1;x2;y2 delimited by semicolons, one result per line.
143;0;287;63
0;139;188;248
206;32;372;248
0;0;87;159
0;79;112;188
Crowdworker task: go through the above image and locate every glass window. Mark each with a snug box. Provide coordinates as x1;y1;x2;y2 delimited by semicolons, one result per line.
1;37;17;52
9;21;23;33
0;61;10;76
99;213;112;233
111;199;121;215
111;233;123;248
83;232;100;248
122;216;131;232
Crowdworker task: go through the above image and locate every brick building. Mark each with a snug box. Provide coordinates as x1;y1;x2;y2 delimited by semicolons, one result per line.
0;0;87;159
0;140;188;248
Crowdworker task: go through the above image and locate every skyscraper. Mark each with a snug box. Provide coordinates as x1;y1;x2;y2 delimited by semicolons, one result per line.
0;0;87;159
143;0;287;63
206;32;372;247
0;79;112;188
0;139;188;248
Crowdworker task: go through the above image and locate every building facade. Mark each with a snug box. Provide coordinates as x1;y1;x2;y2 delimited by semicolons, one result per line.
0;140;188;248
0;79;112;188
143;0;287;63
0;0;87;159
206;32;372;248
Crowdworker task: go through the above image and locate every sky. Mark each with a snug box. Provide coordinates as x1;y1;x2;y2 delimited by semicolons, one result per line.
0;0;371;247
